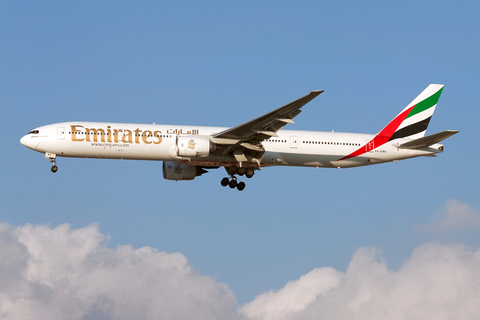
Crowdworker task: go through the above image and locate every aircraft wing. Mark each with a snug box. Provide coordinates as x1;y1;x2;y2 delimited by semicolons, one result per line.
213;90;324;141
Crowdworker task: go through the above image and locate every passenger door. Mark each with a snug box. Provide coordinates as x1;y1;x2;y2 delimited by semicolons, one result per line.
57;127;66;139
290;136;298;148
365;139;374;152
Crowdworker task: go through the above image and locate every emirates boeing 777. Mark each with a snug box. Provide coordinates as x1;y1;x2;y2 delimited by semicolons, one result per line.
20;84;458;191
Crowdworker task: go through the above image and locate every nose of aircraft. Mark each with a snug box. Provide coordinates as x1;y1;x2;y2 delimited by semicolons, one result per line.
20;135;28;146
20;134;35;149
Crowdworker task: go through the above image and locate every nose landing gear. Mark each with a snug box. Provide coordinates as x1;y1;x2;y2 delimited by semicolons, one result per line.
45;152;58;173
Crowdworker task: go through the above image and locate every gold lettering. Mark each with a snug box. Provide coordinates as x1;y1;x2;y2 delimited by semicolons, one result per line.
122;130;133;143
142;130;153;144
113;129;122;143
134;128;142;144
153;130;162;144
70;125;172;144
85;128;106;142
70;125;84;141
107;126;112;143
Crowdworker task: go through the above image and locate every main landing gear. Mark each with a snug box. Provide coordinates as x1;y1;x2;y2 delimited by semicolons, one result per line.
220;165;255;191
221;177;246;191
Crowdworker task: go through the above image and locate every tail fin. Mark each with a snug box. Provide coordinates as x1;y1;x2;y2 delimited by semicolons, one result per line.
338;85;446;161
378;84;444;141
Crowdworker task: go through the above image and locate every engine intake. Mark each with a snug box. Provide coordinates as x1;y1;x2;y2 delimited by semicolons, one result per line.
162;161;208;181
176;136;216;157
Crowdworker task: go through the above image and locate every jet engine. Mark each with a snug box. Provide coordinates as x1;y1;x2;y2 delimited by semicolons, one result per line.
162;161;208;181
175;136;216;157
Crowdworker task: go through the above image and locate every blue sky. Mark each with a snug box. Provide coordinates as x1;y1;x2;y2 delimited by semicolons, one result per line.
1;1;480;317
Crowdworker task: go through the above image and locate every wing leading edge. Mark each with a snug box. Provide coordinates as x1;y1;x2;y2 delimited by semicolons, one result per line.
213;90;324;141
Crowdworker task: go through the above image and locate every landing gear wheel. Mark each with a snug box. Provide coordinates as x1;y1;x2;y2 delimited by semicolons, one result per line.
51;165;58;173
237;182;246;191
229;165;238;175
229;179;238;189
237;167;246;176
246;168;255;178
221;177;229;187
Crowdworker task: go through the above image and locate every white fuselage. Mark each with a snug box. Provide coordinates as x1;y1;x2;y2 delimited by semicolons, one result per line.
20;122;441;169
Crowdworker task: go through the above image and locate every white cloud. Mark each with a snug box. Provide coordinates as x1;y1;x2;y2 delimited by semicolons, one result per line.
417;200;480;232
240;267;342;320
2;208;480;320
241;244;480;320
0;223;240;320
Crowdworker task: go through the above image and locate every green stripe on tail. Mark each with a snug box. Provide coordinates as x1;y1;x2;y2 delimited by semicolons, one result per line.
406;87;443;119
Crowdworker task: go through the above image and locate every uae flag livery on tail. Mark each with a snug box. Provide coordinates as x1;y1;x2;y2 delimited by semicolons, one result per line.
387;84;443;141
339;84;444;161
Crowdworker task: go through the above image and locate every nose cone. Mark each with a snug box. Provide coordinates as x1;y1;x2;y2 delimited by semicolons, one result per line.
20;135;28;146
20;134;36;150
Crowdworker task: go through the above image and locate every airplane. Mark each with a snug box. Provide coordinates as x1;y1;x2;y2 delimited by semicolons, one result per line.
20;84;458;191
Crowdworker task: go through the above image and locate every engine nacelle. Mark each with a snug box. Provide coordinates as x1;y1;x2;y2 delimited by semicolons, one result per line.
175;136;216;157
162;161;207;181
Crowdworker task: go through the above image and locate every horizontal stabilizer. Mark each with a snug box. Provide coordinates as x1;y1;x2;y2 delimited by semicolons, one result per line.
396;130;459;149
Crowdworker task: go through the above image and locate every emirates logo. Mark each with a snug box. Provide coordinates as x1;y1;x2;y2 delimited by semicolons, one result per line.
174;164;183;174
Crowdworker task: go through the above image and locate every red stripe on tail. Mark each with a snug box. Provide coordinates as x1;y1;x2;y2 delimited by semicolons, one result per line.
337;106;414;161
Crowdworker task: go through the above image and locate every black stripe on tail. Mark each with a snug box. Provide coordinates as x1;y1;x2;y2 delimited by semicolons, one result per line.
388;116;432;141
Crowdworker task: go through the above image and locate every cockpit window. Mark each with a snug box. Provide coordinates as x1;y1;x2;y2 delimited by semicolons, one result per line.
28;130;39;134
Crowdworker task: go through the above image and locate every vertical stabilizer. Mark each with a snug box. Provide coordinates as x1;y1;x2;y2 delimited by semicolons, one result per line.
384;84;444;141
338;84;444;161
